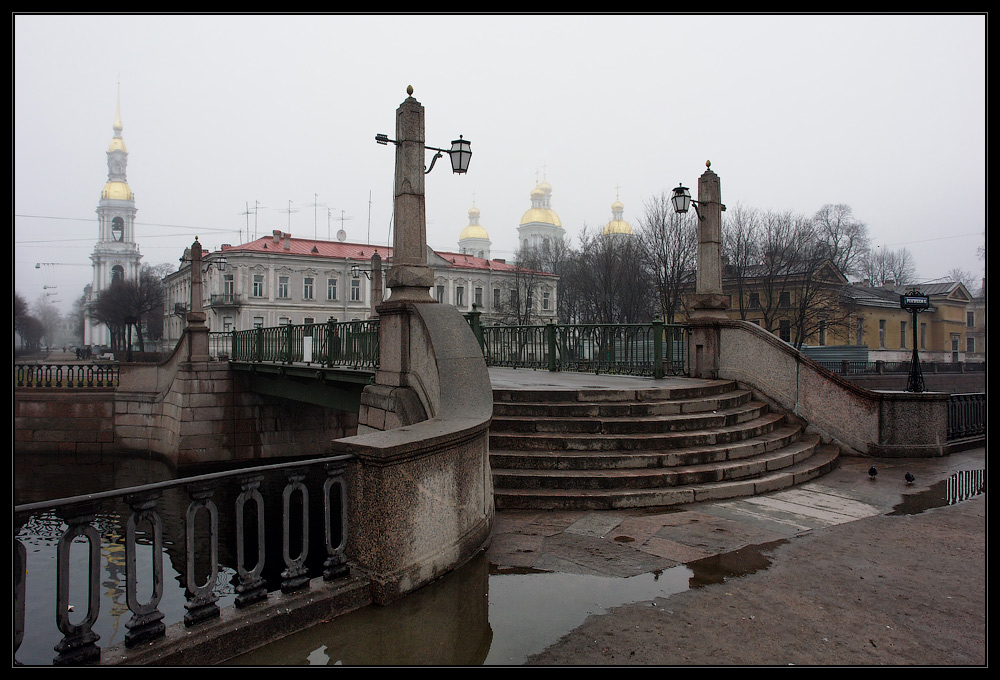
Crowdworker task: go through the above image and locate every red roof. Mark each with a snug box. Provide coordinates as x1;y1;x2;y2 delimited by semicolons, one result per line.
218;232;553;276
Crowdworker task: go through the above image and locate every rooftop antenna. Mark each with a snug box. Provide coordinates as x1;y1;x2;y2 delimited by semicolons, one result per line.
367;190;373;245
306;193;327;240
240;202;253;244
282;200;298;231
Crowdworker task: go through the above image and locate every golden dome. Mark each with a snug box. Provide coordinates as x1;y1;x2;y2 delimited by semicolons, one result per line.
460;224;490;240
602;220;634;236
520;208;562;227
101;181;134;201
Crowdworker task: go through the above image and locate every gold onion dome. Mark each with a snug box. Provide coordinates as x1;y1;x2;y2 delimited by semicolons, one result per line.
521;182;562;227
460;204;490;241
602;198;634;235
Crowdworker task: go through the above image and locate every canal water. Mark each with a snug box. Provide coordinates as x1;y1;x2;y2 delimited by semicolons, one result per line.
14;453;985;666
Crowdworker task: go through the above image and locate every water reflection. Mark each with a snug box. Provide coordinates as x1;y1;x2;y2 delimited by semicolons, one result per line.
889;469;986;516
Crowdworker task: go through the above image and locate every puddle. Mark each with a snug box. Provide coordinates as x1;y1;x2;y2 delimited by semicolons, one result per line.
889;469;986;516
685;539;787;588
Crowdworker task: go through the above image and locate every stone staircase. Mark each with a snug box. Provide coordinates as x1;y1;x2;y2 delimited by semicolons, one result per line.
489;379;840;510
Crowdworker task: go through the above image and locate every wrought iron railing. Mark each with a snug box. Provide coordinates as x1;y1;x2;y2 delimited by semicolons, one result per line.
947;393;986;441
14;363;119;389
230;320;379;371
13;454;354;665
464;314;689;378
815;360;986;376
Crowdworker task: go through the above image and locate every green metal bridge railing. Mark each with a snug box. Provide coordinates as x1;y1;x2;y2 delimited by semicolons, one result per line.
225;314;688;379
229;319;380;371
464;310;689;378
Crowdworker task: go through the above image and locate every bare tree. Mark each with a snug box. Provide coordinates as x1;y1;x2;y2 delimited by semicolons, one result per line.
861;246;917;287
638;192;696;323
722;203;762;321
491;245;549;326
946;268;980;294
89;264;166;354
812;204;870;278
573;225;652;324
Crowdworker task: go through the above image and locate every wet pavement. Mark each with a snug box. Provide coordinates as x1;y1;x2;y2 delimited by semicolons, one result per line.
487;445;985;580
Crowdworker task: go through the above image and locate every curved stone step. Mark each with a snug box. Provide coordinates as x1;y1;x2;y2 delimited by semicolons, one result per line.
490;412;786;452
491;400;768;435
492;389;753;418
491;379;739;404
490;424;805;471
494;435;821;490
493;444;841;511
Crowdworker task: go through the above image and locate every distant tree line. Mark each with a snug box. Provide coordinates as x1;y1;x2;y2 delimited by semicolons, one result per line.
503;196;937;346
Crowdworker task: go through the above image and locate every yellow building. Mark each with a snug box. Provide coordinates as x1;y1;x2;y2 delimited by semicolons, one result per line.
680;263;976;362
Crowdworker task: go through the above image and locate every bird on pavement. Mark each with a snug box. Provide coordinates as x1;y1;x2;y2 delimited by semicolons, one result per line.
905;472;915;485
868;465;878;480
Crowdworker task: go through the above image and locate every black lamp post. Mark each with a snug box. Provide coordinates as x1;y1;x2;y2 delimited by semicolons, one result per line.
900;287;930;392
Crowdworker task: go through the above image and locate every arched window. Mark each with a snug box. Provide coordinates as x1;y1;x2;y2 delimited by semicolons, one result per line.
111;265;125;284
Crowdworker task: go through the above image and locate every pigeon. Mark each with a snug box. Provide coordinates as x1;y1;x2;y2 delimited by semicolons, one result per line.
905;472;915;485
868;465;878;480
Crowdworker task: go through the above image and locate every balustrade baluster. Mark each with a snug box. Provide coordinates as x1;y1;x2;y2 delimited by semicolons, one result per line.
183;483;220;626
235;473;268;607
322;461;350;581
281;469;310;593
54;504;102;665
124;492;166;647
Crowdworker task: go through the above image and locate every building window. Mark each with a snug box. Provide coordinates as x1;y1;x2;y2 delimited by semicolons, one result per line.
494;288;501;309
223;274;234;302
779;320;790;343
475;287;483;307
278;317;290;326
437;285;446;303
456;286;465;307
900;321;907;349
856;318;864;346
223;316;233;332
510;289;517;307
303;277;314;300
749;293;760;309
327;278;338;300
351;279;361;302
779;291;790;308
920;323;927;349
967;337;976;353
967;311;975;328
819;319;827;346
253;316;264;328
879;319;886;348
253;274;265;297
278;275;289;298
542;291;550;311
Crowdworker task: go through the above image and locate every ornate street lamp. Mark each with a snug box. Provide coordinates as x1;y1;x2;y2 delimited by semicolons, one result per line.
375;133;472;175
670;183;698;219
900;287;931;392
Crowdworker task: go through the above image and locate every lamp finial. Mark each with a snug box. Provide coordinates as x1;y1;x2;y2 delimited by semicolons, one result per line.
406;85;413;96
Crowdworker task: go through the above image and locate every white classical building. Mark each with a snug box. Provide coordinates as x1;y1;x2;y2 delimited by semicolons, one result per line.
162;228;557;346
84;92;143;346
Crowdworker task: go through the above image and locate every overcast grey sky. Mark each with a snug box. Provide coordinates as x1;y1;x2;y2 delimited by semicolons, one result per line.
14;14;986;313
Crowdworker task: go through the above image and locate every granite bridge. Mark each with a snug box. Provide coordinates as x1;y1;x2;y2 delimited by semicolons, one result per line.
13;89;985;665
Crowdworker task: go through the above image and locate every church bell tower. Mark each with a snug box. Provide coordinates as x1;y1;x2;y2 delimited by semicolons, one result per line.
85;86;143;347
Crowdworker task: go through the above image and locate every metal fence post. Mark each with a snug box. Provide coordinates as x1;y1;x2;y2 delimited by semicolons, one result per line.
547;320;557;372
652;318;664;379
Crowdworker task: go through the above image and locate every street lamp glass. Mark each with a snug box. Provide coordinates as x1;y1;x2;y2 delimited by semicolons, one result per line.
671;185;691;214
449;136;472;174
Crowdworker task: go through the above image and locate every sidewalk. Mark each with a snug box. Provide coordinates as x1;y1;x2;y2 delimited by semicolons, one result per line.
487;446;985;578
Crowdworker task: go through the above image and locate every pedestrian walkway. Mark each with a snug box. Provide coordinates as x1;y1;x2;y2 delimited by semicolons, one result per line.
486;368;984;578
